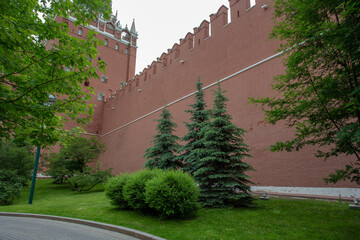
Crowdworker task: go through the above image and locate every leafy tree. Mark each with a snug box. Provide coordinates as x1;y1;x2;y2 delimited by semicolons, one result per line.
43;136;106;183
0;139;34;183
0;0;111;148
144;108;182;170
250;0;360;184
195;84;253;208
178;78;210;175
0;169;24;205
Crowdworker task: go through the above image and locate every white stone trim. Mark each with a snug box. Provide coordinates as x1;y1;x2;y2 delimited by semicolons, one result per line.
251;186;360;198
68;16;137;48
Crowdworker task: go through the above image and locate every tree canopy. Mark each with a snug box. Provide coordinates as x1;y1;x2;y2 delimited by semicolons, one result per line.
0;0;111;147
250;0;360;184
43;136;106;181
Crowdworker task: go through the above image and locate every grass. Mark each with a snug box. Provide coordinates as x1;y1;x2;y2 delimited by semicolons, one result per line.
0;179;359;240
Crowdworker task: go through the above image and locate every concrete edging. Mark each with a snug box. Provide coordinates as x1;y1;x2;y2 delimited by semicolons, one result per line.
0;212;166;240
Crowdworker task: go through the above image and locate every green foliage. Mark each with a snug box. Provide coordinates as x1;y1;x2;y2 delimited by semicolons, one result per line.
44;136;106;182
0;139;34;183
69;165;112;192
144;108;182;170
122;169;160;211
178;78;210;175
0;169;24;205
105;174;131;209
145;170;199;219
0;0;111;147
195;84;254;208
2;179;360;240
250;0;360;184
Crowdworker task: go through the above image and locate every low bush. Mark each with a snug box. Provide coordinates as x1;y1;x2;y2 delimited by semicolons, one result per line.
0;169;24;205
105;174;130;209
69;166;112;192
145;170;199;219
43;136;106;183
123;169;160;211
0;139;34;184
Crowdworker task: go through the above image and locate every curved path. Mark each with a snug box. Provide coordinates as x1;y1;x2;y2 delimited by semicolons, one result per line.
0;213;165;240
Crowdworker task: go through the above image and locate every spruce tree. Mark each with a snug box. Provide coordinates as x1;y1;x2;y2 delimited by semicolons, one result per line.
178;78;209;175
144;108;181;170
195;83;254;208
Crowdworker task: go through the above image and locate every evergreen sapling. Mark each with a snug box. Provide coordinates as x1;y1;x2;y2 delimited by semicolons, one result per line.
178;78;209;175
195;83;254;207
144;108;181;169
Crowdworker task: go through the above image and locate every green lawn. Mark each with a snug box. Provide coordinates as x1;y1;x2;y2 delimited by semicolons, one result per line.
0;179;359;240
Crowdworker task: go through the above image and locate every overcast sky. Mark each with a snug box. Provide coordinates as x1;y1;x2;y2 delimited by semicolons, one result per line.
112;0;228;74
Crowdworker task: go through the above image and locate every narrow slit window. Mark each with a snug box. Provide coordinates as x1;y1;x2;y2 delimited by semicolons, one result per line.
101;75;108;83
97;92;104;101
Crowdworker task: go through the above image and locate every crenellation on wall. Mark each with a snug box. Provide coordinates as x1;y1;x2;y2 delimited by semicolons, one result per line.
148;61;157;77
167;43;180;62
229;0;247;21
100;0;272;126
159;53;168;69
180;32;194;54
210;5;229;35
104;1;275;108
194;20;210;47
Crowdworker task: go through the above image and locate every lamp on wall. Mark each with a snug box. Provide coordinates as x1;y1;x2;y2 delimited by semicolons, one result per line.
262;4;268;10
180;59;185;64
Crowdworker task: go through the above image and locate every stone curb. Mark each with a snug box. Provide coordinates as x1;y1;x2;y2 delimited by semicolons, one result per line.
0;212;166;240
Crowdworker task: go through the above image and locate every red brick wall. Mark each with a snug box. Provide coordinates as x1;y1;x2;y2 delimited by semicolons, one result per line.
78;0;358;188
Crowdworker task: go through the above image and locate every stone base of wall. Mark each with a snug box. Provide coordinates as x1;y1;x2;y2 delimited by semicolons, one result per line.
252;186;360;199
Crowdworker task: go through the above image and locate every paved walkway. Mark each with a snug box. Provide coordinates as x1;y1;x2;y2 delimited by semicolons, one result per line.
0;214;165;240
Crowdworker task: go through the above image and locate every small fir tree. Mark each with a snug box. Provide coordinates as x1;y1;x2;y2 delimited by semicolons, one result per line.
144;108;181;169
195;83;254;207
178;78;209;175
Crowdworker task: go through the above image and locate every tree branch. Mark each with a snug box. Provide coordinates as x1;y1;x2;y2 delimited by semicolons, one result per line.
5;69;89;104
0;51;58;81
305;62;360;161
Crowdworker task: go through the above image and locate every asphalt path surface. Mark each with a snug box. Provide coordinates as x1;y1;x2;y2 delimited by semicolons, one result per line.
0;216;141;240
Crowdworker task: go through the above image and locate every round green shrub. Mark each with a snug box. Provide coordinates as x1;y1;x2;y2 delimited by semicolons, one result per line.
123;169;160;211
105;174;130;209
145;170;200;219
0;169;24;205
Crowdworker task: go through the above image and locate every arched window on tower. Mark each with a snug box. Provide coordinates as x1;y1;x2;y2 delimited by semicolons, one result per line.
115;43;119;50
104;39;108;46
78;28;83;36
